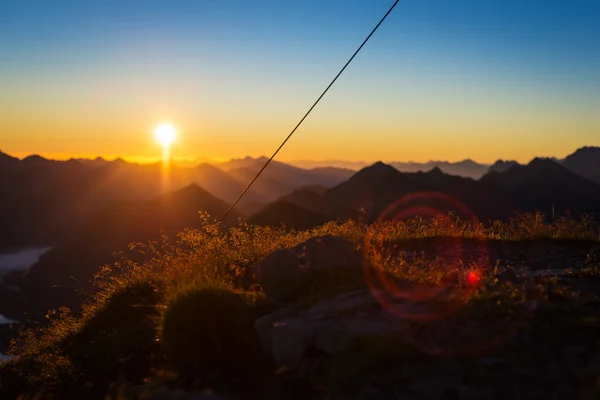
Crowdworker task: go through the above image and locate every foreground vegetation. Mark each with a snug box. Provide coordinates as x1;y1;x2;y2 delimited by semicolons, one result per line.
1;211;599;399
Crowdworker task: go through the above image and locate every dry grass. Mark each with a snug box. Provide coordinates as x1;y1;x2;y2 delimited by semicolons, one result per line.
0;211;598;398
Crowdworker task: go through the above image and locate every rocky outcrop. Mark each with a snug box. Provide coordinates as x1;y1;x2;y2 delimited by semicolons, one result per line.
254;290;406;366
250;235;362;302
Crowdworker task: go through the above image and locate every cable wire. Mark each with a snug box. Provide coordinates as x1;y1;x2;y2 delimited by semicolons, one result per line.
220;0;400;221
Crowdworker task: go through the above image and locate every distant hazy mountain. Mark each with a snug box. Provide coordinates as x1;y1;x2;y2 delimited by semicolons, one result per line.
0;152;356;245
216;156;270;172
82;183;241;243
223;157;354;203
2;146;599;245
489;160;520;173
74;156;111;168
183;163;267;207
309;167;355;182
173;156;213;168
0;155;220;244
0;156;128;245
293;158;492;179
289;159;368;170
562;146;600;185
390;159;490;179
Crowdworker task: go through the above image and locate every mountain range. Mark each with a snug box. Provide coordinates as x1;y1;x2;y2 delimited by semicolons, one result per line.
183;150;599;182
1;146;599;323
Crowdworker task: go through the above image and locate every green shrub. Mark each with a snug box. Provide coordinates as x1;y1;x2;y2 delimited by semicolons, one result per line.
161;283;273;390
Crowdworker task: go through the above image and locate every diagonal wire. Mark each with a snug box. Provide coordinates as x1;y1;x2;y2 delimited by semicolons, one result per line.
220;0;400;221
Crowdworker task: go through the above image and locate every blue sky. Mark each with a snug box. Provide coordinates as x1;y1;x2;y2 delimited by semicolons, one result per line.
1;0;599;163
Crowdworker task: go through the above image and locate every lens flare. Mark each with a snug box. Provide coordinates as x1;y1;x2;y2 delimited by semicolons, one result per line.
361;191;537;356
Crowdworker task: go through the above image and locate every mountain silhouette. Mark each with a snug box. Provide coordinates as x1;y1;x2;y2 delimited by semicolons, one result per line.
0;153;351;244
184;162;267;207
248;200;330;230
2;147;598;246
480;158;600;216
74;156;110;168
81;183;240;243
489;160;520;173
253;156;600;229
224;157;353;203
0;151;20;170
562;146;600;185
2;147;600;324
407;168;515;220
257;162;426;224
323;162;425;221
390;159;489;179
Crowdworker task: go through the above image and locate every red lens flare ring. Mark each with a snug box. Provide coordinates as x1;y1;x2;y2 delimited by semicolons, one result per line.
362;192;540;356
363;192;489;319
361;192;537;356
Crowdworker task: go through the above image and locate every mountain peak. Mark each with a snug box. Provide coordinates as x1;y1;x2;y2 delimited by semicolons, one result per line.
367;161;395;172
22;154;52;166
562;146;600;185
170;183;212;199
429;166;444;175
23;154;47;162
573;146;600;153
457;159;479;166
566;146;600;160
489;159;520;173
343;162;409;188
528;157;560;168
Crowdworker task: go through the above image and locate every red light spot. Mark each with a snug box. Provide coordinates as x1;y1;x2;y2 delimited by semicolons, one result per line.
467;270;481;286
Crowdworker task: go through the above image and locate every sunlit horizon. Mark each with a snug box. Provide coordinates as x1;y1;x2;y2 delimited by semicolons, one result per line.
1;146;592;169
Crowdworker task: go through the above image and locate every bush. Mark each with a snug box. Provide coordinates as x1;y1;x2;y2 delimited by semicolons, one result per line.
161;283;273;390
0;279;164;399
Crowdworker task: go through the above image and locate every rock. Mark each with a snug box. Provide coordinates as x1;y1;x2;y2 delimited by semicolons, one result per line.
297;235;361;272
251;250;311;303
251;235;362;302
254;306;297;354
271;318;327;365
313;315;397;355
255;289;406;366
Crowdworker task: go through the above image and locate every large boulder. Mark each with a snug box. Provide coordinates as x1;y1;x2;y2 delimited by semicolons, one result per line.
254;290;406;366
250;235;362;302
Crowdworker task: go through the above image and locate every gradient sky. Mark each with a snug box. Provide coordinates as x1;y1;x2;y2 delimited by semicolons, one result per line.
1;0;599;164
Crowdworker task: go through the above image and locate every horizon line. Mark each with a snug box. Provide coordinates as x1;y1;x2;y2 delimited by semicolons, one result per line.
2;148;590;169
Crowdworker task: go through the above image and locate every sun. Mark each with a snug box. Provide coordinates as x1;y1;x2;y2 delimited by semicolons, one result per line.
154;123;177;148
